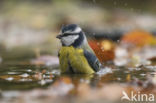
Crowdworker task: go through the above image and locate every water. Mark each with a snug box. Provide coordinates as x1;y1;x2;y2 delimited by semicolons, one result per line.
0;49;156;102
0;63;54;90
0;59;154;90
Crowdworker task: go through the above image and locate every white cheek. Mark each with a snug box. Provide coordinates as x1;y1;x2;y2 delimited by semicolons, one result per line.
74;27;81;33
61;35;79;46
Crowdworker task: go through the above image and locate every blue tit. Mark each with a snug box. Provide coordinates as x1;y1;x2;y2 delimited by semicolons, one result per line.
56;24;101;74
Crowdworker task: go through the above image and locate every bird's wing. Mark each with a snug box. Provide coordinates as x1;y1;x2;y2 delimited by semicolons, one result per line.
83;49;101;72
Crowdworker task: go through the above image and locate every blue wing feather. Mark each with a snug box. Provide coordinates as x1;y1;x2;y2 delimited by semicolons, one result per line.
83;50;101;72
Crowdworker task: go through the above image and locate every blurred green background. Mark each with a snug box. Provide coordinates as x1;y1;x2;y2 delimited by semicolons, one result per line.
0;0;156;56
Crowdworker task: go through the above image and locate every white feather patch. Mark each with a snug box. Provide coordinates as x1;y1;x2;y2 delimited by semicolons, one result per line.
61;35;79;46
73;27;81;33
63;27;82;34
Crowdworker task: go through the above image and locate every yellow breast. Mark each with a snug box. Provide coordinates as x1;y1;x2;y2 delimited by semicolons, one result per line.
59;46;94;74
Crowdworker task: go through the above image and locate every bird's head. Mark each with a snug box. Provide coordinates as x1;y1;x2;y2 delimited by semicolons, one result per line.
56;24;85;47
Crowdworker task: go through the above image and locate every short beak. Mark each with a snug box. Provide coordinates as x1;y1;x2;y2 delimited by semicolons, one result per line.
56;35;62;39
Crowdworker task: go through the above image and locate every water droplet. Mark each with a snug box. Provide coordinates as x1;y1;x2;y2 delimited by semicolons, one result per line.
6;77;14;81
135;68;141;71
27;69;32;72
39;79;46;85
140;74;146;76
96;67;112;76
51;70;60;75
8;72;18;75
42;74;46;78
20;73;29;78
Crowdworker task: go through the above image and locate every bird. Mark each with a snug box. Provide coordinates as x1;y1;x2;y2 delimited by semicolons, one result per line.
56;24;101;74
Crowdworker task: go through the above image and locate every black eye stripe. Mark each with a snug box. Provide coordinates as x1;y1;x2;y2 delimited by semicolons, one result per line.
62;33;78;37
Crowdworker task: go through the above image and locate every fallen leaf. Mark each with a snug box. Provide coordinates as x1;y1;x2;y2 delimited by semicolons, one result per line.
89;39;115;62
121;30;156;47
